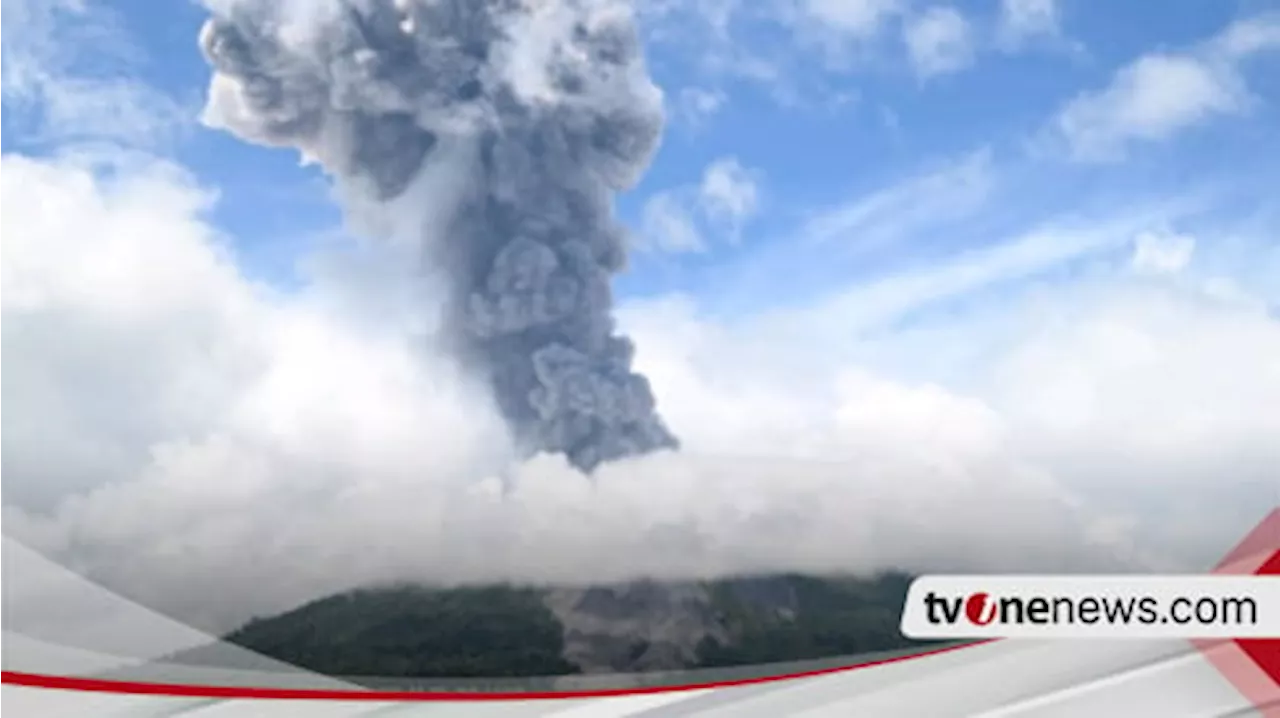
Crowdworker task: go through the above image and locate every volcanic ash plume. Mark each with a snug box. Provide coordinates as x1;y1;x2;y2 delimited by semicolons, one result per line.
197;0;678;471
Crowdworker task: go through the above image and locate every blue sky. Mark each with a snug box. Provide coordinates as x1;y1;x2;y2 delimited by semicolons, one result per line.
613;0;1280;315
5;0;1278;318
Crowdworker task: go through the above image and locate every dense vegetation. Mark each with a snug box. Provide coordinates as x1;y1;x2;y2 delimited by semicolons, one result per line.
217;574;921;678
696;573;919;667
223;584;579;678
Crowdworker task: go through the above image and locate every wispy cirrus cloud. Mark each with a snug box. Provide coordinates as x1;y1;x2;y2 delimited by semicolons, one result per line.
670;86;729;128
800;149;996;251
638;0;1082;110
638;156;762;254
1;0;192;150
903;6;976;79
996;0;1060;48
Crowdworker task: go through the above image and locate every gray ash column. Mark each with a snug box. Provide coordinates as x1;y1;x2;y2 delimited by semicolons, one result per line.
198;0;677;471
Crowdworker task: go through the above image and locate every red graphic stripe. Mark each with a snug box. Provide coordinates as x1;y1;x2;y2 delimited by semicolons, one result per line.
1196;508;1280;718
1214;509;1280;573
1235;549;1280;685
0;640;990;702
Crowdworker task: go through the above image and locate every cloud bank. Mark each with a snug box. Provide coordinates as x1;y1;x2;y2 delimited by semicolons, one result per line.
7;144;1278;632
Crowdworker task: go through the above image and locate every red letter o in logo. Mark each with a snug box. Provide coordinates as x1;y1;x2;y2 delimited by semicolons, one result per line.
965;592;997;625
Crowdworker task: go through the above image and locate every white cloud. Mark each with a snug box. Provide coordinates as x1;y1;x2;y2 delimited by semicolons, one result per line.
638;156;761;253
1131;231;1196;275
699;157;760;231
997;0;1060;47
640;192;707;253
635;0;906;107
1213;12;1280;59
1052;55;1246;160
1046;14;1280;161
903;6;976;79
802;0;901;38
768;207;1182;343
673;86;728;127
7;141;1278;636
1;0;190;149
0;151;507;508
642;0;1086;104
800;149;994;251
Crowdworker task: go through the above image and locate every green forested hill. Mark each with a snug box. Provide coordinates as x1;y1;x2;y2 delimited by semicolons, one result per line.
223;584;579;678
696;573;916;668
210;573;921;679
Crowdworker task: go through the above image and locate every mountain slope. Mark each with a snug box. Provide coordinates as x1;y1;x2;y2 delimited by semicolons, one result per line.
222;584;579;678
204;573;920;678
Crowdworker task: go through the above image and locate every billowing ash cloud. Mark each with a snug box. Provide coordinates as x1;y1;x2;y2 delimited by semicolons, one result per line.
197;0;678;471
